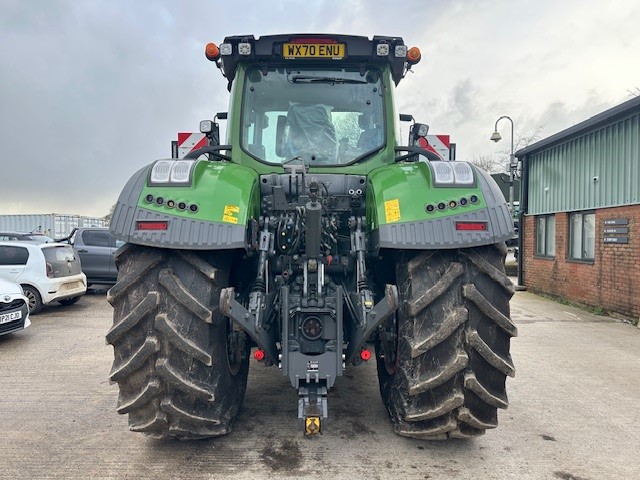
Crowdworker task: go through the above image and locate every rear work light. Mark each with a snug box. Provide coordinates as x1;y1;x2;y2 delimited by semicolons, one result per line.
169;160;195;183
136;221;168;231
150;160;172;184
376;43;390;56
430;161;475;186
149;159;196;186
394;45;407;58
455;222;487;231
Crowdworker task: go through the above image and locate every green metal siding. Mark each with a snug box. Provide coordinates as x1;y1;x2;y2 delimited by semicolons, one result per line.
528;111;640;214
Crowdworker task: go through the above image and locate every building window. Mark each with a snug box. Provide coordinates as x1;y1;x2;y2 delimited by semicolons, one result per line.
535;215;556;257
569;211;595;261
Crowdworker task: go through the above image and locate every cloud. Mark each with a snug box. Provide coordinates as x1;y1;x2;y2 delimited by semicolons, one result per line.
1;0;639;216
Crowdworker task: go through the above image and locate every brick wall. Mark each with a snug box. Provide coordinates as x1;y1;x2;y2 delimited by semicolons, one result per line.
523;204;640;319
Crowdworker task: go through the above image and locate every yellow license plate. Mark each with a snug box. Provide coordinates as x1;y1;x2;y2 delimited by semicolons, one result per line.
283;43;345;59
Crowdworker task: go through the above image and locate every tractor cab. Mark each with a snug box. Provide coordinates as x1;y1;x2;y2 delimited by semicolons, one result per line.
202;35;421;172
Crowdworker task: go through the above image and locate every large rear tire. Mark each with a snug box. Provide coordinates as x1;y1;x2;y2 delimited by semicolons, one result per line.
106;244;249;440
376;244;516;439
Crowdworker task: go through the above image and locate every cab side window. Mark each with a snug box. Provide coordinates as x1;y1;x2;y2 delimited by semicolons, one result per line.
0;246;29;265
82;230;110;247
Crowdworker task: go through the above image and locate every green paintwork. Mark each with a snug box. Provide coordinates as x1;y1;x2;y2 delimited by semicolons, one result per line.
367;162;487;229
137;161;260;225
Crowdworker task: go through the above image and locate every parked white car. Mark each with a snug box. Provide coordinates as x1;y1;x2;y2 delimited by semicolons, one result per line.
0;241;87;314
0;278;30;336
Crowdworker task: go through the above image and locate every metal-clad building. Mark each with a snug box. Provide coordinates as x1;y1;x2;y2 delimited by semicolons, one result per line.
0;213;106;239
515;96;640;320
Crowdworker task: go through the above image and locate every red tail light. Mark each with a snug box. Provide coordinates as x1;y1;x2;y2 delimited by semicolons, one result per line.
455;222;487;231
360;349;371;361
136;221;168;231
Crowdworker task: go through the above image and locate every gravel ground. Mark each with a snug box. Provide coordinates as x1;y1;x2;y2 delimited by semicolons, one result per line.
1;285;639;479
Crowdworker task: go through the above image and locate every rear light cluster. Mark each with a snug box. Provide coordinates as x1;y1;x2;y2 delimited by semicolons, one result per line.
136;221;168;231
455;222;487;231
425;195;478;213
144;194;198;213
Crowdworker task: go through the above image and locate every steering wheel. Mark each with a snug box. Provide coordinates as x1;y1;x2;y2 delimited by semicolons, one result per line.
184;145;232;161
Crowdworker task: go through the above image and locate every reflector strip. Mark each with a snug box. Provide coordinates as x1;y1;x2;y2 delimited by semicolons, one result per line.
136;221;168;231
455;222;487;231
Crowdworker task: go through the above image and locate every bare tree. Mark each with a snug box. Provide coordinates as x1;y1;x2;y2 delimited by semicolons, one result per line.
514;124;545;151
103;204;116;227
628;87;640;97
494;124;546;177
467;154;504;173
495;124;545;157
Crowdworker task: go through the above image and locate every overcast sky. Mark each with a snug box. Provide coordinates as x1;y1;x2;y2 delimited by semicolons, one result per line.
2;0;639;217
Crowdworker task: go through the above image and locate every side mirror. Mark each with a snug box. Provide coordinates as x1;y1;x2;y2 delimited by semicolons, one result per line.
275;115;287;157
410;123;429;145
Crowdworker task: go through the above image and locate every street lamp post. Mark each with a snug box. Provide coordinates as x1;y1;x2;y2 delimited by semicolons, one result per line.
491;116;526;291
490;116;516;214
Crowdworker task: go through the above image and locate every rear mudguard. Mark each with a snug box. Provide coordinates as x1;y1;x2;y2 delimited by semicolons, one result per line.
109;160;259;249
367;161;514;249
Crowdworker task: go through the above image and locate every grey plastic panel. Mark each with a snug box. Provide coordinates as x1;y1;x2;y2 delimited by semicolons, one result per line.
377;169;514;249
109;165;246;250
376;206;513;249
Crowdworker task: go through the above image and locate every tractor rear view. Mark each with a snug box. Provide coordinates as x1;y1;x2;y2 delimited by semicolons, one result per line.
106;34;516;440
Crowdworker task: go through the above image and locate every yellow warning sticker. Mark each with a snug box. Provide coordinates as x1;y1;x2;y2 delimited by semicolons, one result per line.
224;205;240;215
384;199;401;223
222;205;240;224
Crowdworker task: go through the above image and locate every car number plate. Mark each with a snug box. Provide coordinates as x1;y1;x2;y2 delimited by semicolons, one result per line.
62;281;81;291
283;43;345;59
0;310;22;324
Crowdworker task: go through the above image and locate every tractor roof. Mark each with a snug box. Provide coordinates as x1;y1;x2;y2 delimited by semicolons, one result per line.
213;34;417;87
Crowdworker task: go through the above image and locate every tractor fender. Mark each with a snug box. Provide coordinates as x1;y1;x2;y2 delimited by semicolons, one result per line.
367;161;514;250
109;160;260;250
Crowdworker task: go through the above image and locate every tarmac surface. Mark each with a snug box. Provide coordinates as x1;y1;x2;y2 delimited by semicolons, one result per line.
1;282;639;479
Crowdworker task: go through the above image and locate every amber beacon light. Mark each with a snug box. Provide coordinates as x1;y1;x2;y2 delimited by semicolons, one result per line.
407;46;421;64
205;43;220;61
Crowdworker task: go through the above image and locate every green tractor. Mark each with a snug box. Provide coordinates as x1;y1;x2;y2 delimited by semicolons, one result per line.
106;34;516;440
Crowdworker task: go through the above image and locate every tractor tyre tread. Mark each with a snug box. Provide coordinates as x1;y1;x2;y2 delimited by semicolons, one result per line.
106;244;248;440
377;244;516;440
